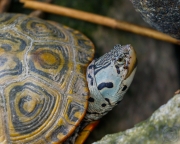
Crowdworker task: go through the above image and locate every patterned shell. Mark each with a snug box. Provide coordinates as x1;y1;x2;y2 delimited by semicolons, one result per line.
0;13;94;143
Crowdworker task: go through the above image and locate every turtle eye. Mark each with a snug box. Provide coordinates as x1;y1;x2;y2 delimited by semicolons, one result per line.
116;56;126;65
117;57;123;62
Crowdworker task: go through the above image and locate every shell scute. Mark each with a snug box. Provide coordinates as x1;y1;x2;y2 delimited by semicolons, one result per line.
66;74;89;100
15;16;70;42
63;96;86;125
0;30;31;85
0;13;25;30
27;42;74;92
75;48;94;65
0;99;7;144
4;78;62;141
49;22;95;65
65;26;94;65
45;118;72;143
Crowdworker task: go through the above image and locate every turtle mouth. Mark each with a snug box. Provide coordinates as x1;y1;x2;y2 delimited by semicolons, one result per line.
124;45;137;79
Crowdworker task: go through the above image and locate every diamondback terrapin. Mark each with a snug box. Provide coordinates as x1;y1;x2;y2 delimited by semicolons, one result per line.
0;13;137;144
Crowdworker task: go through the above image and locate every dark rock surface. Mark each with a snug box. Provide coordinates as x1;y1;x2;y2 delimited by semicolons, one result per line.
130;0;180;39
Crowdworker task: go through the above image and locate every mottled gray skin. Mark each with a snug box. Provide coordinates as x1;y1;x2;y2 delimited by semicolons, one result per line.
130;0;180;39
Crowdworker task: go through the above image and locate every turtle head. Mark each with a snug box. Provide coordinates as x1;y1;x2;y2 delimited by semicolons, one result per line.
86;44;137;121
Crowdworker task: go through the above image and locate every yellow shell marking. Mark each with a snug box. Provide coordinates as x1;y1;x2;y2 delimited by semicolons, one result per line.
39;52;58;66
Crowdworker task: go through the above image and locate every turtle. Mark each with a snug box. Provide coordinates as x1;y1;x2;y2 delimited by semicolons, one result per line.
0;13;137;144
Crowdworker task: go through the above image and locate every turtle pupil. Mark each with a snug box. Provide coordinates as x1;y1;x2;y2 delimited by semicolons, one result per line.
118;58;123;62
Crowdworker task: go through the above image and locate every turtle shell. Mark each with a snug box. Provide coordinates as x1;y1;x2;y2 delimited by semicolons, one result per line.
0;13;94;143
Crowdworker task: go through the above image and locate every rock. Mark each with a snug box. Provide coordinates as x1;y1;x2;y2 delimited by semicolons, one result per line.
93;92;180;144
130;0;180;39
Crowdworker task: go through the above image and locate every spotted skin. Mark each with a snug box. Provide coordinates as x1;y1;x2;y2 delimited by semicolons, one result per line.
0;13;94;144
97;82;114;90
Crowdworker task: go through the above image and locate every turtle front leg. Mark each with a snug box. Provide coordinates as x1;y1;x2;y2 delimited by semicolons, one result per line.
75;121;99;144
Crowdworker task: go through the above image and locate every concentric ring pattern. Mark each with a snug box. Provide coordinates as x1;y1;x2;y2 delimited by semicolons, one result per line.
0;13;94;143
